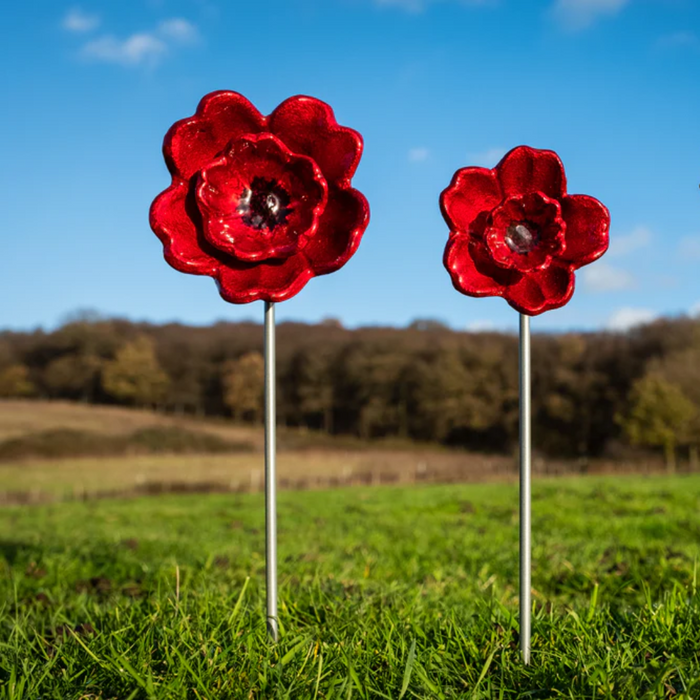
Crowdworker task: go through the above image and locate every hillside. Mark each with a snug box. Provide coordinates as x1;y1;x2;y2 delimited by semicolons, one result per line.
0;398;262;446
0;400;520;504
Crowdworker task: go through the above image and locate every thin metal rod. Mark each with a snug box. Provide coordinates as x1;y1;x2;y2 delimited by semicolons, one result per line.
519;313;531;664
264;301;278;641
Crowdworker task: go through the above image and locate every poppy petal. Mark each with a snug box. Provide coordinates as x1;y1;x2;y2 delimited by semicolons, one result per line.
444;234;517;297
149;182;220;276
269;96;363;187
165;91;266;180
496;146;567;200
440;167;503;236
505;263;574;315
215;254;313;304
303;187;369;275
559;194;610;268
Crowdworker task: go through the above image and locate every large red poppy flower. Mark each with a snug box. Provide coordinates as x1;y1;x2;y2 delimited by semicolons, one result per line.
441;146;610;315
150;92;369;303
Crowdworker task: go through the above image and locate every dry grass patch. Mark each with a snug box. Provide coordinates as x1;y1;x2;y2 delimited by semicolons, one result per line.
0;399;262;446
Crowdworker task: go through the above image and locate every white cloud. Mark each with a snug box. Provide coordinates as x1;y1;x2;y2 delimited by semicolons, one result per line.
608;225;652;258
607;307;657;332
62;8;100;33
551;0;630;31
656;31;700;50
691;301;700;318
80;17;199;67
82;33;167;66
157;18;199;44
582;262;635;292
408;147;430;163
467;146;506;168
679;235;700;260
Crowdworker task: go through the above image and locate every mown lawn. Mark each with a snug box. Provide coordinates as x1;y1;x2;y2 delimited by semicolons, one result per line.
1;475;699;699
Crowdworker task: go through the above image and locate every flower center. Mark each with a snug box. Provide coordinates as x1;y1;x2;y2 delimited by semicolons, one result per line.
237;177;291;232
505;223;538;255
484;192;566;273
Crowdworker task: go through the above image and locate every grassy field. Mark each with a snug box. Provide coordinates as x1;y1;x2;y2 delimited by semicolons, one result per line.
1;474;699;698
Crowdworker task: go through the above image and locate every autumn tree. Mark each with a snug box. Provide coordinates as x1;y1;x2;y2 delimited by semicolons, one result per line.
649;341;700;467
222;352;264;423
333;342;409;439
43;354;103;402
618;374;696;473
285;346;336;432
404;341;514;448
102;335;170;407
0;364;35;397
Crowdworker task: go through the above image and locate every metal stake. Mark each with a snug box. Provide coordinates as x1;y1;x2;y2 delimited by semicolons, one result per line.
519;313;531;664
264;301;278;641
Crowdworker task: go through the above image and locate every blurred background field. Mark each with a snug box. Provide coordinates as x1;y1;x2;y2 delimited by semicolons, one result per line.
0;397;675;505
3;313;700;504
0;398;511;503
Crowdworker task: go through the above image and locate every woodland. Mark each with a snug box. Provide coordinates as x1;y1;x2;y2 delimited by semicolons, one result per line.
2;312;699;465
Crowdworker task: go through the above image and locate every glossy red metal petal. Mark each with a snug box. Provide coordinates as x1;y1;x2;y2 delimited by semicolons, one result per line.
496;146;567;200
149;182;220;276
444;233;518;297
440;167;503;236
559;194;610;269
152;92;369;304
215;253;313;304
195;133;328;262
269;96;363;187
303;187;369;275
504;263;575;315
164;91;266;180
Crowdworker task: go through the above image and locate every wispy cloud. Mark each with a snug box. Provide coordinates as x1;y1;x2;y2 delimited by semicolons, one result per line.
656;31;700;50
83;34;167;66
374;0;493;13
157;18;200;44
679;235;700;260
608;225;652;258
62;8;100;33
607;307;657;332
80;18;199;67
691;301;700;318
408;147;430;163
551;0;630;31
582;262;635;292
467;146;506;167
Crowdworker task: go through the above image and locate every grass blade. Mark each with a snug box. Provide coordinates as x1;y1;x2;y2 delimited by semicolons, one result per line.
399;638;416;700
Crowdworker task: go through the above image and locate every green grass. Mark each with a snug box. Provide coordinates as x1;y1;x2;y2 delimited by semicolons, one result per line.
1;475;699;699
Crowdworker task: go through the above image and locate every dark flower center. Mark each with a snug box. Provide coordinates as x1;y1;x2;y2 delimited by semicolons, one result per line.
505;222;539;255
237;177;291;232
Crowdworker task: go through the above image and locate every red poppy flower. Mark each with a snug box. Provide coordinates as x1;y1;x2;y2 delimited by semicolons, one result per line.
150;91;369;304
441;146;610;315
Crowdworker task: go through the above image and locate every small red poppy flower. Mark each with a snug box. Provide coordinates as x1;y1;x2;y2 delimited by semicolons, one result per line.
150;91;369;304
441;146;610;315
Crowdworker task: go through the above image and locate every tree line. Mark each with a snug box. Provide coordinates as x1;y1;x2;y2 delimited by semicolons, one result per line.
1;312;699;465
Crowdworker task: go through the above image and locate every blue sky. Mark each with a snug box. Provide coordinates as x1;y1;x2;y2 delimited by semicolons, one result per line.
1;0;699;333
